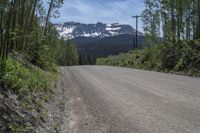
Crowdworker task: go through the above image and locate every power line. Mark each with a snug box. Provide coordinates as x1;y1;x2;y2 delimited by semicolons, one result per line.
96;0;130;22
114;0;132;17
95;0;143;49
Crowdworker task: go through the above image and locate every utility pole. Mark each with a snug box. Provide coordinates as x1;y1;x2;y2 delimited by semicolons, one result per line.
132;15;142;49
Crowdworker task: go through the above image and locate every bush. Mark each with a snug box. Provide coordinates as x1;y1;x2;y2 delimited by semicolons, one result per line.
161;42;182;70
97;45;161;70
1;57;56;95
97;40;200;76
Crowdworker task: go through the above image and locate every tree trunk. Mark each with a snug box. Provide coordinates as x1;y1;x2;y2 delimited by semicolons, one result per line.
198;0;200;39
44;0;54;36
3;0;17;60
0;7;4;58
171;0;176;42
177;0;183;41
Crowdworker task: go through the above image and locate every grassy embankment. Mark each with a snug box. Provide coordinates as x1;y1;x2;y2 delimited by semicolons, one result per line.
3;57;56;95
97;40;200;76
0;54;58;132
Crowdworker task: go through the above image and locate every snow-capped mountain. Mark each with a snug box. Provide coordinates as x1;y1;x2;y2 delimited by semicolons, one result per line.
55;22;141;39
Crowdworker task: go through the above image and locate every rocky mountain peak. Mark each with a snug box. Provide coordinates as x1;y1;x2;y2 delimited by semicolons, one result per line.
54;22;142;39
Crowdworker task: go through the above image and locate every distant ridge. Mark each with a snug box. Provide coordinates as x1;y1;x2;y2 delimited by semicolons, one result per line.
72;34;145;58
54;22;143;39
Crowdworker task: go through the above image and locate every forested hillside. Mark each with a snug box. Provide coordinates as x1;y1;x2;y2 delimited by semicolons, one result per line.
0;0;78;132
73;34;144;59
97;0;200;76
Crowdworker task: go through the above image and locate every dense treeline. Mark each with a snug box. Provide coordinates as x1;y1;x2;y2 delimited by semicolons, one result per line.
0;0;79;85
0;0;60;72
142;0;200;43
57;39;79;66
97;0;200;76
79;55;96;65
142;0;200;74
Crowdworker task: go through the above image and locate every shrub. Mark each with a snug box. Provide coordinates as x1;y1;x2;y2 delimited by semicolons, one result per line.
96;40;200;76
2;57;56;95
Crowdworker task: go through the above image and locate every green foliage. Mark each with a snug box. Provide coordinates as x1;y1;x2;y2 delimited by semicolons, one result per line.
97;45;161;70
32;44;58;72
97;40;200;76
142;0;161;44
9;123;33;133
1;57;56;95
56;40;79;66
25;26;58;72
0;0;67;132
79;55;96;65
0;0;64;80
161;40;200;75
142;0;200;42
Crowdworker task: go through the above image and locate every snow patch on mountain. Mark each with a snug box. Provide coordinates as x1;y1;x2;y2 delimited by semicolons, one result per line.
83;32;101;37
54;22;141;40
106;26;121;31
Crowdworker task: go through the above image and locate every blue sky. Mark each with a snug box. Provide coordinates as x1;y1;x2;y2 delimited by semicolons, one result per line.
51;0;144;31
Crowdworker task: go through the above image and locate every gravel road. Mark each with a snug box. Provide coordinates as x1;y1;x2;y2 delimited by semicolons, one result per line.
60;66;200;133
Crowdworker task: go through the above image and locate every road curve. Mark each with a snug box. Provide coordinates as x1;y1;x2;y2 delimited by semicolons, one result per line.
61;66;200;133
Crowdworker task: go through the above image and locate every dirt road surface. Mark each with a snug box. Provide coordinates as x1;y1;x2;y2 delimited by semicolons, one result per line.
58;66;200;133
